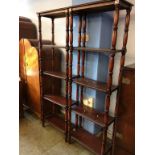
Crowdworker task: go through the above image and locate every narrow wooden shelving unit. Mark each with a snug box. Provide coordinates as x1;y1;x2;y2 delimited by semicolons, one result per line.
37;0;133;154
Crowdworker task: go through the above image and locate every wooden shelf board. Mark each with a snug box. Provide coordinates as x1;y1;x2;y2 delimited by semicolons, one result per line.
47;114;65;133
72;105;115;127
42;45;66;49
43;71;78;80
43;71;67;80
43;95;67;107
43;94;76;107
40;45;124;55
38;0;133;18
73;46;123;54
73;77;118;93
72;127;112;155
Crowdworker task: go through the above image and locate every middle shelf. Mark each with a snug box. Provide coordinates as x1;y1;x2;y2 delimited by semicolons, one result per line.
43;71;67;80
43;71;78;80
43;94;76;108
72;104;115;127
42;44;124;54
43;95;67;108
73;77;118;93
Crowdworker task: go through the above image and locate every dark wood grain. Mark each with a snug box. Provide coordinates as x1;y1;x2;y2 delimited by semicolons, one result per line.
73;46;123;54
73;77;118;93
102;5;120;155
68;8;73;143
76;15;82;129
43;95;67;108
115;64;135;155
111;8;132;155
47;114;65;133
80;14;87;127
38;15;45;127
65;9;70;142
72;105;114;127
37;1;133;154
43;71;67;80
43;94;76;108
37;45;124;54
37;0;133;18
72;127;112;155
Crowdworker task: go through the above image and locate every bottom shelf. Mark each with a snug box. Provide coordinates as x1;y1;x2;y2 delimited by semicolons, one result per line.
47;114;65;133
72;128;112;155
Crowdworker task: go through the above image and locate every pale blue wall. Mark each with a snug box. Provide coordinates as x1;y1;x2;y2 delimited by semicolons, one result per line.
72;0;113;134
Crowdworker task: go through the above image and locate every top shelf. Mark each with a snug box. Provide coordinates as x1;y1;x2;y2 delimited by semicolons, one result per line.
38;0;133;18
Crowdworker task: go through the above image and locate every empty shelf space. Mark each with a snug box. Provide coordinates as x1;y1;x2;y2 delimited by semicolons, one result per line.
47;114;65;133
73;77;118;93
73;46;123;54
43;71;67;80
71;127;112;155
43;71;78;80
72;105;114;127
43;95;67;107
43;94;76;107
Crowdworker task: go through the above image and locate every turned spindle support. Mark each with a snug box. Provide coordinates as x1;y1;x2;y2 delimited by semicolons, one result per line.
38;14;45;127
68;8;73;144
111;7;131;155
79;14;86;127
101;5;119;155
51;18;56;114
65;9;69;142
75;15;82;129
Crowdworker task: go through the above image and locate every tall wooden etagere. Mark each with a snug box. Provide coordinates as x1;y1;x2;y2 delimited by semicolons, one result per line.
37;0;133;154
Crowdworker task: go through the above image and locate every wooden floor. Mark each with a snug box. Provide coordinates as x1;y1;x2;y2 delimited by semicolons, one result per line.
19;112;94;155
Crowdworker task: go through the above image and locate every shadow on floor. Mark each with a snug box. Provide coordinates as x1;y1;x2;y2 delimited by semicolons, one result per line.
19;112;94;155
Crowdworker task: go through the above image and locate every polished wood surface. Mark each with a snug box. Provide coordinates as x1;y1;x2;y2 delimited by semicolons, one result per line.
115;64;135;155
19;39;41;116
75;15;82;129
112;8;132;154
72;128;112;155
47;114;65;133
72;105;114;127
43;95;75;108
37;1;133;154
19;38;61;117
37;0;133;18
73;77;118;93
101;5;120;154
65;9;70;142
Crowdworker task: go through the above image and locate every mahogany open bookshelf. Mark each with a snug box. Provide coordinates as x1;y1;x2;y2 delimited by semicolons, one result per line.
37;0;133;154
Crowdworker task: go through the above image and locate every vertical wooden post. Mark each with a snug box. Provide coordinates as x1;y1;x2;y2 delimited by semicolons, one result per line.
101;5;119;155
51;18;55;114
79;14;86;127
111;7;131;155
65;9;69;142
38;14;44;127
75;15;82;129
68;8;73;143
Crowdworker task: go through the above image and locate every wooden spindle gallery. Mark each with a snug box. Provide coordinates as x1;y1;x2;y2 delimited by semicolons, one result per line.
37;0;133;154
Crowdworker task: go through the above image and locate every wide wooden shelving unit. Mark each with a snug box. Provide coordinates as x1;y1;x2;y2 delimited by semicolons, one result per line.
37;0;133;154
